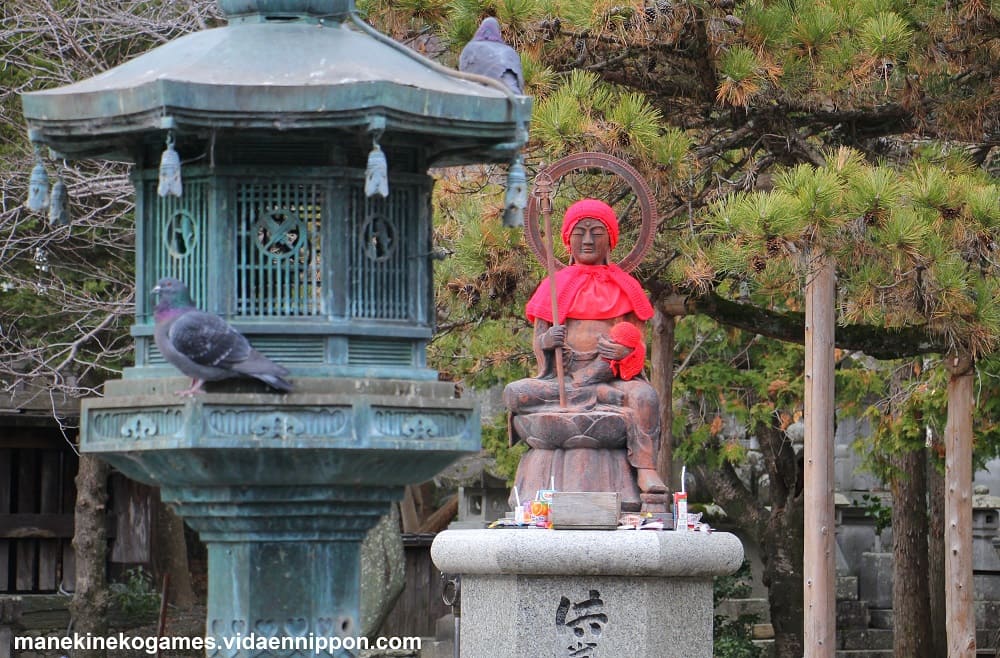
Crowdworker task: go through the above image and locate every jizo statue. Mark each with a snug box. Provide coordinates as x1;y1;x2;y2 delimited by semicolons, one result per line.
505;199;667;511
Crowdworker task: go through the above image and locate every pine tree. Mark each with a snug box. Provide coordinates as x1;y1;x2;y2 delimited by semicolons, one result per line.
362;3;1000;655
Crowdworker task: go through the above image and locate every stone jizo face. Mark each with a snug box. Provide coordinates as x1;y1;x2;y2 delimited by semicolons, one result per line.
568;219;611;266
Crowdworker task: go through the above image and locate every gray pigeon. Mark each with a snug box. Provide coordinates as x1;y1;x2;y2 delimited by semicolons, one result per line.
151;277;292;396
459;17;524;94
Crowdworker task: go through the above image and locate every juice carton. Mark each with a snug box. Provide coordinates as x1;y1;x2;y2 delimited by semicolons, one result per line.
536;489;556;503
530;499;550;527
673;491;688;532
516;504;532;525
532;489;556;527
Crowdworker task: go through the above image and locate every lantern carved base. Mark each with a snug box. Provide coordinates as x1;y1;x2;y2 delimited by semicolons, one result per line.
81;376;479;657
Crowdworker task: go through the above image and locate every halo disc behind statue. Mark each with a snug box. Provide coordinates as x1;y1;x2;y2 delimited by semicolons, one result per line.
526;152;657;273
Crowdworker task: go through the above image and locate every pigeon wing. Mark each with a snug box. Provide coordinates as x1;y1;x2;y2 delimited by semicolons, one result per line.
167;310;252;370
459;41;524;93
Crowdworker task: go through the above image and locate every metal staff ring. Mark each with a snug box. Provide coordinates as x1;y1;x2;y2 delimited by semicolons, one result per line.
525;152;657;273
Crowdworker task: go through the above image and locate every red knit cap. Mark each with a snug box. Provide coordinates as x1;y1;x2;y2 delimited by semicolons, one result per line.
561;199;620;250
607;321;645;381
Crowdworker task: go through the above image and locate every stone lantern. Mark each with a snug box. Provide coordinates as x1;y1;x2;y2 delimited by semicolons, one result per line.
22;1;530;654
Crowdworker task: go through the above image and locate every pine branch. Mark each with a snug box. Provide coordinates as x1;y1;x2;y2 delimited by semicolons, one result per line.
652;290;950;359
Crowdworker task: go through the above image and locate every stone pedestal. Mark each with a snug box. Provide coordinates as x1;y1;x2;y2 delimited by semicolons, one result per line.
431;529;744;658
170;484;396;652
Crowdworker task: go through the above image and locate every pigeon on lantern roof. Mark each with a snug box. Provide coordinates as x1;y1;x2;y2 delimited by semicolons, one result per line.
459;17;524;94
151;277;292;396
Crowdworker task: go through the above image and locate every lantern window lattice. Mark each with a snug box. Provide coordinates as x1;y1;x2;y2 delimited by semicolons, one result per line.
134;155;433;377
348;182;416;321
236;180;324;317
150;177;211;308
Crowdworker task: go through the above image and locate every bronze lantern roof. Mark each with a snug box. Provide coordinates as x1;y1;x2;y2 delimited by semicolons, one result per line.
22;0;530;166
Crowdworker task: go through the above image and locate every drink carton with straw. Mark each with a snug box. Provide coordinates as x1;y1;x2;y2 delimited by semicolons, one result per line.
532;477;557;527
512;486;530;525
673;466;688;531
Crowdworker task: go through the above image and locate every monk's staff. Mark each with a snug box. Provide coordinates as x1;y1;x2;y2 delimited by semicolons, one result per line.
536;177;567;407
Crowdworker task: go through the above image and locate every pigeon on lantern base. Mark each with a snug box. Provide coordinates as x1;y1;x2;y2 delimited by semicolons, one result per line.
458;17;524;94
151;277;292;396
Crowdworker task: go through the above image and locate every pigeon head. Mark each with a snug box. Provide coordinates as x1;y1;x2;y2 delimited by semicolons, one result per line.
473;17;504;43
151;277;194;310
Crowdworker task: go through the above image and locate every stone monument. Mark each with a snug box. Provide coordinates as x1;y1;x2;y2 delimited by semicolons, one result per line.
433;155;743;658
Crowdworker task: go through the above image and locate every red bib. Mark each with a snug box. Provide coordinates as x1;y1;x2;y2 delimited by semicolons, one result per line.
525;264;654;324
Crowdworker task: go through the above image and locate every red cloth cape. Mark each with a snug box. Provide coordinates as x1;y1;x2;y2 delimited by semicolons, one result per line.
525;264;654;324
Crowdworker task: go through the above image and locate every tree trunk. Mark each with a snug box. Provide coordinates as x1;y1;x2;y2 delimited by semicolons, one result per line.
764;499;805;658
755;420;804;658
153;495;196;609
887;360;933;657
804;252;836;657
944;356;976;657
928;430;948;658
652;308;675;491
891;444;932;657
70;455;110;658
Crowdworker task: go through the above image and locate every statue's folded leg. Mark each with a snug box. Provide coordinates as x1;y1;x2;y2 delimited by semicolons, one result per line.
503;378;559;415
609;380;667;494
505;374;664;506
504;377;598;415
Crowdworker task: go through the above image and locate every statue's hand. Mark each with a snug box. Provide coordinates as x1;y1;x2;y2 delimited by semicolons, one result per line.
597;334;633;361
539;325;566;350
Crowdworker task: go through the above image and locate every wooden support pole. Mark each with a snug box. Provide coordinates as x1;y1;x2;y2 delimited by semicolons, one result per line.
804;252;836;658
0;597;21;658
944;355;975;658
417;495;459;534
652;308;676;491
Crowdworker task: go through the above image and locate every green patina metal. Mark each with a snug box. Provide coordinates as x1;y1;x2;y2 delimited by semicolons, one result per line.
128;162;438;379
22;1;531;655
24;0;530;381
21;15;526;156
